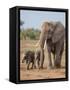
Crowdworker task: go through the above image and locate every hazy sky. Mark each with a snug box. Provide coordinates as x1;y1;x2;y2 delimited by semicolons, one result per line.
20;10;65;30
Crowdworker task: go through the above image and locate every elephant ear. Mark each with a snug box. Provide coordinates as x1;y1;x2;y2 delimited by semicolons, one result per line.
52;22;64;43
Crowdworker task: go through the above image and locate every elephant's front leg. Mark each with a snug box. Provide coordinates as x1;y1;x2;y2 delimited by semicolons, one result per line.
54;44;63;68
33;60;36;69
53;53;55;68
47;46;52;69
27;61;30;70
48;52;52;68
37;60;40;68
31;62;34;69
31;60;36;69
39;48;44;69
54;53;61;68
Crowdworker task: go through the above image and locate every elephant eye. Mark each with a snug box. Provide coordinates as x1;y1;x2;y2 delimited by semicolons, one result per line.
48;29;53;33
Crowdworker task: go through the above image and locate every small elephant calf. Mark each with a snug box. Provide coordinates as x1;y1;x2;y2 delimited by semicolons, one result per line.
22;50;41;70
22;51;36;70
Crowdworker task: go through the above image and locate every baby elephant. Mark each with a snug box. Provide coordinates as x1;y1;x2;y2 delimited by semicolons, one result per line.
22;50;41;70
22;51;36;70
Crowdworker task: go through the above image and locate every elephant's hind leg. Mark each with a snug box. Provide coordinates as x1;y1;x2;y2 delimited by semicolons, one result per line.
54;53;61;68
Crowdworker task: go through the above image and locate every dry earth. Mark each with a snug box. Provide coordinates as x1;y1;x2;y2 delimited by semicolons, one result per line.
20;40;66;80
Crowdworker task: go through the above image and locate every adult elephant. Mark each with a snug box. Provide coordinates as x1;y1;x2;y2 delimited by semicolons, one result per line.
39;21;65;69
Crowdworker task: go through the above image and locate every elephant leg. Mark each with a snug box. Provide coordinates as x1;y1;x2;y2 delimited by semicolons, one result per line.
48;52;52;68
27;61;30;70
58;47;64;68
22;58;25;63
59;55;62;68
53;54;55;68
31;60;36;69
34;60;36;69
47;46;52;68
55;41;64;68
31;62;34;69
55;53;61;68
37;60;40;68
39;48;44;69
54;46;60;68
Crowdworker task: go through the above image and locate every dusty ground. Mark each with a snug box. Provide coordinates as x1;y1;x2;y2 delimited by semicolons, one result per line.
20;40;66;80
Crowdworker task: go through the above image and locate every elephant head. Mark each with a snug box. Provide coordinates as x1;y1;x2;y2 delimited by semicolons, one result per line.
46;22;65;43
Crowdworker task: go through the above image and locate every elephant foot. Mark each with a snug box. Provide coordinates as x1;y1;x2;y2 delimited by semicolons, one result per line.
27;68;29;70
27;66;30;70
48;63;53;69
30;67;33;69
48;66;54;69
56;66;61;69
22;59;24;63
55;64;61;69
39;66;43;69
54;60;61;68
34;66;36;69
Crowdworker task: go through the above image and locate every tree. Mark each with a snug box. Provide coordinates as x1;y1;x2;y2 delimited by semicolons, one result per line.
20;20;24;26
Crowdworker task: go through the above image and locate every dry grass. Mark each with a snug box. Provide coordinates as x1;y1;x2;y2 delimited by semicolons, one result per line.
20;39;66;80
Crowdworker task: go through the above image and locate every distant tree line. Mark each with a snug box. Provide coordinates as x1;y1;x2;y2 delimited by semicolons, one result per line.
20;28;41;40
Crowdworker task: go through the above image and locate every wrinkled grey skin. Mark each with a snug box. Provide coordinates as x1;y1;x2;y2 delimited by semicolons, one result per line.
39;22;65;69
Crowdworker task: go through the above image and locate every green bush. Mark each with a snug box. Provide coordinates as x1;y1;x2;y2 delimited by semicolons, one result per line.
20;28;40;40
